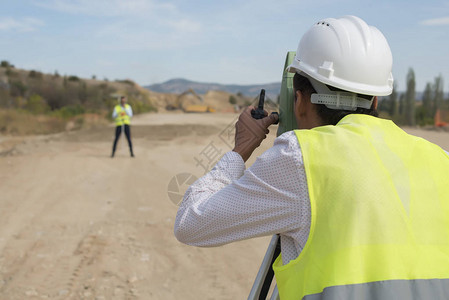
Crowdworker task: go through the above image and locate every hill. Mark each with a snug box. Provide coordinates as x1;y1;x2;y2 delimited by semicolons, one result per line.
0;63;157;114
0;61;158;135
0;62;264;135
145;78;281;101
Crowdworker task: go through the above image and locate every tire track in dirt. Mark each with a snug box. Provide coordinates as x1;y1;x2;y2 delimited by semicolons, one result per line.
64;234;107;299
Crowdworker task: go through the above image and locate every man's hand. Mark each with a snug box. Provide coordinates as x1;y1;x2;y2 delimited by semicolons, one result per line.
232;106;279;162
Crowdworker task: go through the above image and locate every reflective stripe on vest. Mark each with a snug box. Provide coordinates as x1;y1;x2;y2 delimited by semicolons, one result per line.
303;279;449;299
273;114;449;300
114;104;131;126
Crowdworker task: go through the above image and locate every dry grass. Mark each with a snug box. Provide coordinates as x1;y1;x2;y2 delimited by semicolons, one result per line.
0;110;108;136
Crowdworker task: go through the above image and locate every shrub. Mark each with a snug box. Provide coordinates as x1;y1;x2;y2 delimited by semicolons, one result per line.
51;105;85;119
68;75;80;82
1;60;11;68
10;81;27;97
25;94;50;114
13;96;26;108
29;70;43;79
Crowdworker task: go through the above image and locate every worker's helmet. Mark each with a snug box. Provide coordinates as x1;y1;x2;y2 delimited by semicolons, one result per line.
287;16;393;110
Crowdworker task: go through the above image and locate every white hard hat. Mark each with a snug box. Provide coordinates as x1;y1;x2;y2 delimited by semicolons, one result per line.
287;15;393;99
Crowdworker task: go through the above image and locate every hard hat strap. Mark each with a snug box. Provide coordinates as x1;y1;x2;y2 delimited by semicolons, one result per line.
302;72;374;111
311;93;373;111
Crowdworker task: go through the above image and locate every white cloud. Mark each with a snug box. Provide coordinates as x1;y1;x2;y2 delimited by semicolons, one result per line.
420;17;449;26
33;0;176;17
165;19;201;33
93;20;203;51
0;17;44;32
34;0;202;51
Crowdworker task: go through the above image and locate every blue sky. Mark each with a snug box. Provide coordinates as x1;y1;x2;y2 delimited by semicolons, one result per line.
1;0;448;91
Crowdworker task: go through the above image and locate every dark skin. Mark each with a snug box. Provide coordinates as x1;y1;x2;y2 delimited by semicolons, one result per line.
232;90;378;162
293;90;378;130
293;90;326;130
119;97;128;116
232;106;278;162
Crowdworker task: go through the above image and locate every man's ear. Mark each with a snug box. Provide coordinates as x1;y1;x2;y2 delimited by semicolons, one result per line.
373;96;378;109
294;90;301;111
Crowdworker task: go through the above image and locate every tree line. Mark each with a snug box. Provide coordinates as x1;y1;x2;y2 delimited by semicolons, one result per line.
1;60;447;128
378;68;448;126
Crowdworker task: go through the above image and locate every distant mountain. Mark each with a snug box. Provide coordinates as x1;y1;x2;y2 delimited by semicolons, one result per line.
145;78;441;102
145;78;281;100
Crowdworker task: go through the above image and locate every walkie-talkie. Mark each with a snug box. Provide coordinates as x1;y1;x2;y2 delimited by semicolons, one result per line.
251;89;279;124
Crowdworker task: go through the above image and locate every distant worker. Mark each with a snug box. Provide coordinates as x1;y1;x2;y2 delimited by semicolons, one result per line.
174;16;449;299
111;96;134;157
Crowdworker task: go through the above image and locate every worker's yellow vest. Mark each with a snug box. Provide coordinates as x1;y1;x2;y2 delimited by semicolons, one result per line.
273;114;449;300
114;104;131;126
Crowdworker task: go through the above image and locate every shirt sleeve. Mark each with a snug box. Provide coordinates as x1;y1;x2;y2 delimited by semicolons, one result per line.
112;107;117;118
174;131;307;247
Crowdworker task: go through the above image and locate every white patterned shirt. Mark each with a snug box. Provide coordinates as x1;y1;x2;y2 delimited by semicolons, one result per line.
175;131;309;264
174;131;449;265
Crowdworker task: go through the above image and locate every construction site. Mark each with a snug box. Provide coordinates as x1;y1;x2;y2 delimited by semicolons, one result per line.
0;107;447;298
1;3;449;297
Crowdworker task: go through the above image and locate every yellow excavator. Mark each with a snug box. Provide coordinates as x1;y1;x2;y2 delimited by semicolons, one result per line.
166;88;216;113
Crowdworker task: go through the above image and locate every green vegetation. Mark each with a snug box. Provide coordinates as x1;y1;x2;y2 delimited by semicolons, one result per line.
404;68;416;126
25;94;50;114
29;70;43;79
68;75;80;82
378;68;449;126
1;60;13;68
0;60;157;135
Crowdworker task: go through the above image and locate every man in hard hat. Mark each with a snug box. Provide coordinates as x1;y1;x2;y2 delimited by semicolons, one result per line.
174;16;449;299
111;96;134;157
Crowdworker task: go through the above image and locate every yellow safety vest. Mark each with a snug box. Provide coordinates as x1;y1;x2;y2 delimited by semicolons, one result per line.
273;114;449;300
114;104;131;126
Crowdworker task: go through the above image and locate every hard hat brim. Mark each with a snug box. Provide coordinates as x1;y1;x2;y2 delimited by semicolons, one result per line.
286;58;301;73
286;58;393;97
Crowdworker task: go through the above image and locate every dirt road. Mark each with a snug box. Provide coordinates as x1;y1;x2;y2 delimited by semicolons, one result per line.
0;113;274;300
0;112;448;299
